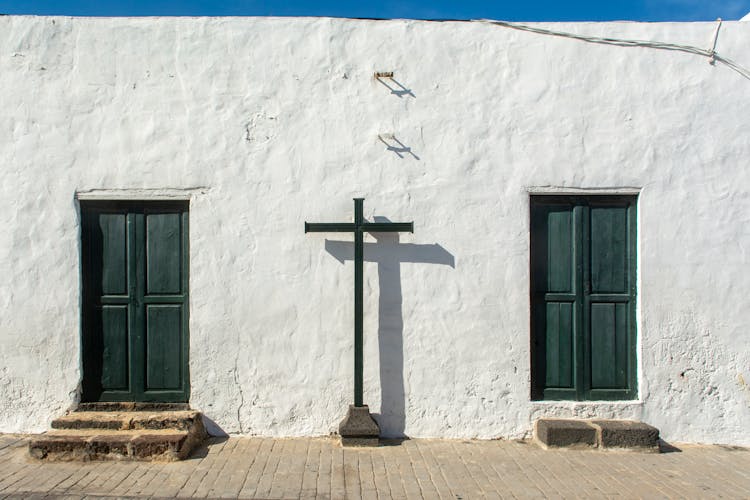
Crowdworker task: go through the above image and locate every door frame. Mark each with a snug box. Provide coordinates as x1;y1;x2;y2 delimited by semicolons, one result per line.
529;194;638;401
79;199;190;403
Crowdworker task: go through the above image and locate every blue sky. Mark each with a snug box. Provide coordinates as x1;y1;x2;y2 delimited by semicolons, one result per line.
1;0;749;21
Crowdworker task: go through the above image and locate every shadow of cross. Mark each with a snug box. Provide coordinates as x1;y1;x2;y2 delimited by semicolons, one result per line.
306;199;413;414
324;219;455;437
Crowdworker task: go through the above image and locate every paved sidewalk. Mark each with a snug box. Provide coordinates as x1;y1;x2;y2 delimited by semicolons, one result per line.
0;434;749;499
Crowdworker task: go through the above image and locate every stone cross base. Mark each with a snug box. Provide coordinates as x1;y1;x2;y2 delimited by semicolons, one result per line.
339;405;380;446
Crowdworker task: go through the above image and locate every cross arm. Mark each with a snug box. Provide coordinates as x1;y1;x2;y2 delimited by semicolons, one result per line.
361;221;414;233
305;222;356;233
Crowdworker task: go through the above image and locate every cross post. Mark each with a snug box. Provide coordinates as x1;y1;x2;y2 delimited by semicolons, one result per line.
305;198;413;408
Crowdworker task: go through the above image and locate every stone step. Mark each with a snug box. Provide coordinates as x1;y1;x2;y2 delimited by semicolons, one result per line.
75;402;190;412
32;409;208;461
535;418;660;452
52;410;202;431
29;429;198;461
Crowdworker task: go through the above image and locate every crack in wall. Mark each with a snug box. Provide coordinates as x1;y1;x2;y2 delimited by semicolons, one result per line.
233;354;246;434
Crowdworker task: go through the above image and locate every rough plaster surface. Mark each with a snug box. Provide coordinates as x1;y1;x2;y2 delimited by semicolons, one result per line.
0;17;748;445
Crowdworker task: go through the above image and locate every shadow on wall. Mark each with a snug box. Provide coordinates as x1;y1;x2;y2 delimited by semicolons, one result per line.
378;134;420;160
325;217;455;438
376;76;416;98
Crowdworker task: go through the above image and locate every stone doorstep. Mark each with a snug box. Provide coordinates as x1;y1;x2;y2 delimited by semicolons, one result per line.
590;419;660;450
33;410;208;462
131;433;189;459
88;433;134;459
29;430;190;462
52;411;201;431
51;414;127;431
535;418;660;452
535;419;598;449
75;402;190;412
28;434;90;461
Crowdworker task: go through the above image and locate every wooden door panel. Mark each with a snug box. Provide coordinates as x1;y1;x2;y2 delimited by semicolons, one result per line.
589;302;628;389
544;207;575;293
99;305;130;391
145;305;183;391
531;200;582;400
97;213;128;295
146;213;182;295
82;209;134;401
545;302;574;389
590;206;628;294
586;202;634;396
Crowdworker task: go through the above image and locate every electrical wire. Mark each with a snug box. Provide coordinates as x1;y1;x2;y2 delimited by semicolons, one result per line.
476;19;750;81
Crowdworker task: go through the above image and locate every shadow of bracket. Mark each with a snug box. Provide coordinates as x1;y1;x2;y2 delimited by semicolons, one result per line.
378;135;420;160
376;77;416;98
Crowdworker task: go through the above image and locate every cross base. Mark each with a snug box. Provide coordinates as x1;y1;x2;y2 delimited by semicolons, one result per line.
339;405;380;447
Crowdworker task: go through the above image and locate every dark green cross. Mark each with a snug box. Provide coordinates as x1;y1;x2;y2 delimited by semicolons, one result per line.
305;198;414;407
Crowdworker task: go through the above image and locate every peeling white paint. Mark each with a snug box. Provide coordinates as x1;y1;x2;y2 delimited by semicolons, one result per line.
0;17;748;445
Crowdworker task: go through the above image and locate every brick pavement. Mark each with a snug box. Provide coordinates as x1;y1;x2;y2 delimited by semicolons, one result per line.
0;434;748;498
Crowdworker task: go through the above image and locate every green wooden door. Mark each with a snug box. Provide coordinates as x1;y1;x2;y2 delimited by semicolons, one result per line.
530;196;637;401
81;201;189;402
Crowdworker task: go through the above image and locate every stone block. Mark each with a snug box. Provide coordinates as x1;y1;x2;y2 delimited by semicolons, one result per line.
133;402;191;412
75;402;189;412
339;405;380;447
76;402;137;412
341;437;380;447
590;420;660;450
52;413;129;430
87;434;132;459
535;419;597;448
130;433;187;460
28;435;89;460
131;411;199;431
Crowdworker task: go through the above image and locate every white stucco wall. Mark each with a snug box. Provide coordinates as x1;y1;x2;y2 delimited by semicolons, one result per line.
0;16;748;445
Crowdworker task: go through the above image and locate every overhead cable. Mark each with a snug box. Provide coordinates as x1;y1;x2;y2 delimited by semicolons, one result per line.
477;19;750;81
